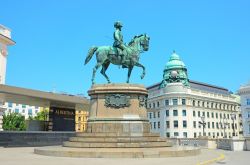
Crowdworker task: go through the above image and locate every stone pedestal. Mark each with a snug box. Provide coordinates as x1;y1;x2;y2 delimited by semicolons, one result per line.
34;84;201;158
87;83;150;134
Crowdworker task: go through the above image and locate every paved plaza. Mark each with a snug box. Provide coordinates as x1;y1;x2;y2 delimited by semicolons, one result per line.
0;147;249;165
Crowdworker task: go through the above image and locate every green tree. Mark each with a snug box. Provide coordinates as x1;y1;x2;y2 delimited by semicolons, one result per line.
34;109;49;121
3;113;26;131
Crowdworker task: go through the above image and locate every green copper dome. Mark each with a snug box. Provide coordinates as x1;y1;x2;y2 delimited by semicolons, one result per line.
165;52;186;70
160;51;189;88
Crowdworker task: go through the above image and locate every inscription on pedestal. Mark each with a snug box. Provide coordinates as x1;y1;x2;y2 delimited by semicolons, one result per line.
105;94;130;108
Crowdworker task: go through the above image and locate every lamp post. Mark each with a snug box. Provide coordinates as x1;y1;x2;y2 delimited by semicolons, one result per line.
231;113;236;137
199;115;206;136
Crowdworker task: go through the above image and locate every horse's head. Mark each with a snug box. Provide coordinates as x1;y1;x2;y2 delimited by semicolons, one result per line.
129;34;150;51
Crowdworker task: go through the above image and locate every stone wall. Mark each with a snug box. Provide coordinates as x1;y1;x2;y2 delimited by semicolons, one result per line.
0;131;75;147
244;138;250;150
168;138;217;149
217;138;246;151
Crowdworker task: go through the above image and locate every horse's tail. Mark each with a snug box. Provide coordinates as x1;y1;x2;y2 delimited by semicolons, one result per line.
84;46;98;65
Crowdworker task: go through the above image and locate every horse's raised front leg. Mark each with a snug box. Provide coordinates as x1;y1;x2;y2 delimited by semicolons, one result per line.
127;66;133;83
92;63;102;84
135;62;146;79
100;62;111;83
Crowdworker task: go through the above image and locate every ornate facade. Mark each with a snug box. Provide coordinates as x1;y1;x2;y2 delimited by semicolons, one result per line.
75;110;89;132
147;52;241;139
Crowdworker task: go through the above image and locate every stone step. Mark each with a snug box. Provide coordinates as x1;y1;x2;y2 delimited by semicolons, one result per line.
35;146;201;158
63;141;172;148
76;132;160;137
69;137;167;143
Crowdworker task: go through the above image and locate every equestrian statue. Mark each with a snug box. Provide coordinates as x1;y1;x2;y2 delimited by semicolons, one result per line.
84;21;150;84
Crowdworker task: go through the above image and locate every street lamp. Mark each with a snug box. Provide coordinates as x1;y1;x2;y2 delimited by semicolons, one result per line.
230;113;236;137
199;115;206;136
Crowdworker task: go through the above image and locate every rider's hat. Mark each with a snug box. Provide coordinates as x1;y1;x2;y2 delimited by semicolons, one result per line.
114;21;123;28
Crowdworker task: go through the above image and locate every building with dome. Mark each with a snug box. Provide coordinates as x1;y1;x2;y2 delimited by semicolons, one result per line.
147;52;241;139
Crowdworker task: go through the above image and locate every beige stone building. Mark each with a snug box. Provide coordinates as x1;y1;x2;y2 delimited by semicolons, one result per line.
147;52;241;139
75;110;89;132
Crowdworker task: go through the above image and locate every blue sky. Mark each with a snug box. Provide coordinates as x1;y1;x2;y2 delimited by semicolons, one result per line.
1;0;250;96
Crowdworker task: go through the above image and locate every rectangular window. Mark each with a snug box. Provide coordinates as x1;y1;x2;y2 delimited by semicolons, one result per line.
212;112;214;118
212;122;215;128
193;121;196;128
247;99;250;105
194;132;197;138
158;122;160;128
166;110;169;117
220;113;222;119
182;99;186;105
153;103;155;108
153;112;156;118
15;109;19;113
208;122;210;129
174;120;178;128
227;114;229;119
173;110;178;116
22;104;26;108
183;120;187;128
172;99;178;105
153;122;156;129
193;111;196;117
247;111;250;118
149;113;152;119
182;110;186;116
28;109;32;115
198;111;200;117
193;100;196;106
216;113;218;119
174;132;179;137
157;101;160;107
166;121;170;128
202;112;205;117
8;102;13;107
207;112;210;118
166;132;170;137
165;99;169;106
157;111;160;118
183;132;187;138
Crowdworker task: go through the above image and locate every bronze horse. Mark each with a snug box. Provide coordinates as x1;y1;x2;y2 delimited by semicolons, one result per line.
84;34;150;84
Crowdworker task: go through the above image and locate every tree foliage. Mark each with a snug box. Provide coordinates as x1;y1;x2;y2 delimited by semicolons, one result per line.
3;113;26;131
34;109;49;121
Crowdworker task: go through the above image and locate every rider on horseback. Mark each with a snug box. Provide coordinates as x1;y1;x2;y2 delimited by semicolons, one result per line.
113;21;126;65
